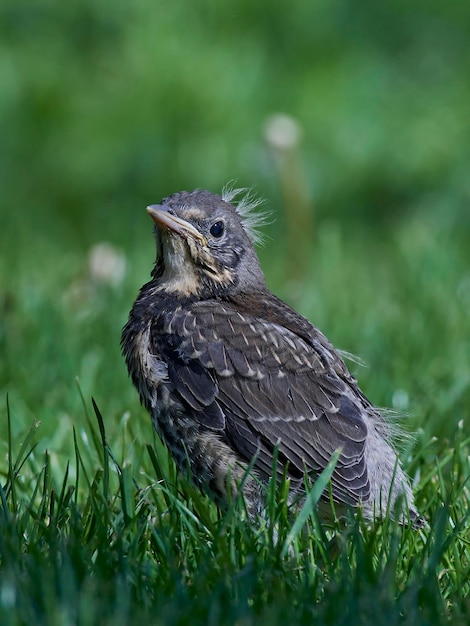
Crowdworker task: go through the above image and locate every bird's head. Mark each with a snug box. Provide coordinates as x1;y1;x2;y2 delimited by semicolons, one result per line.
147;188;267;298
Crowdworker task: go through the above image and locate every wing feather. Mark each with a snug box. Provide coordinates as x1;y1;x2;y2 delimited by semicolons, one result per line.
153;299;371;504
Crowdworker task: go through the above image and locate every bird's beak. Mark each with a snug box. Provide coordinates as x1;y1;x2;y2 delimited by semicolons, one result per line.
146;205;207;246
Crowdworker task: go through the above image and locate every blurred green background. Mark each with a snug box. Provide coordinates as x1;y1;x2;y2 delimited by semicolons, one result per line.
1;0;469;467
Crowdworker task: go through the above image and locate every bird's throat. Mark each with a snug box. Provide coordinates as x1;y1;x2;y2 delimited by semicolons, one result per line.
158;236;202;296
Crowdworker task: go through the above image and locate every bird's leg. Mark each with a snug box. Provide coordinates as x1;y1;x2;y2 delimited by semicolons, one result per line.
186;431;264;519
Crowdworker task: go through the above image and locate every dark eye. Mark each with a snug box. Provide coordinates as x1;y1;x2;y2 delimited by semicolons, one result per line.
210;221;225;238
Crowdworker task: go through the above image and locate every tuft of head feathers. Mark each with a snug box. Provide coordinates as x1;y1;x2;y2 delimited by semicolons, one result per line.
222;184;271;246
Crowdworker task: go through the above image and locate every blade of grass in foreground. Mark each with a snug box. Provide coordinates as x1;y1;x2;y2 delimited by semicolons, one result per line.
281;449;340;557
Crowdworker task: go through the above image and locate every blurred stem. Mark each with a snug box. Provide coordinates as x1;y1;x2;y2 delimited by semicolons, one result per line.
265;114;313;281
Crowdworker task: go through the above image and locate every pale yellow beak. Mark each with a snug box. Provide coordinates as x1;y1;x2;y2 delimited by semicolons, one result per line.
146;205;207;246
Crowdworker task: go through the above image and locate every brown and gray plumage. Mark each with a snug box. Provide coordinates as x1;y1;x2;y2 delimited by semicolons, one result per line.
122;188;422;526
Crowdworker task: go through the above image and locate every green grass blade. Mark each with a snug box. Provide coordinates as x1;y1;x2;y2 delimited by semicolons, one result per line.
281;449;340;557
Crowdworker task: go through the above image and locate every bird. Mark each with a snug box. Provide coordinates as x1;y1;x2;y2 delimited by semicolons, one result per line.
121;187;422;527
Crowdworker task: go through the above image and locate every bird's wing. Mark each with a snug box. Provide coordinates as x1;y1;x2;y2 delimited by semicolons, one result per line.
151;300;370;505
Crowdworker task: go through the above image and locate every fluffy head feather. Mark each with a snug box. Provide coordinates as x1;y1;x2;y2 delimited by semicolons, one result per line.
221;184;271;246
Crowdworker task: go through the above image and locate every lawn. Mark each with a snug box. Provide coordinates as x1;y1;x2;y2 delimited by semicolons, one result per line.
1;2;469;624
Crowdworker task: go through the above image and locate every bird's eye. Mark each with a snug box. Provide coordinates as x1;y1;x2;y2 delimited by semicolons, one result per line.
210;221;225;238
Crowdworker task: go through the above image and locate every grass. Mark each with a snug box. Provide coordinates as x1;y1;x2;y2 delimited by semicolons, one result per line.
1;204;469;625
1;2;469;623
1;394;469;626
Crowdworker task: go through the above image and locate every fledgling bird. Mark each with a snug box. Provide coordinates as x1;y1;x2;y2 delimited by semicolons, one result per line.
122;188;422;527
